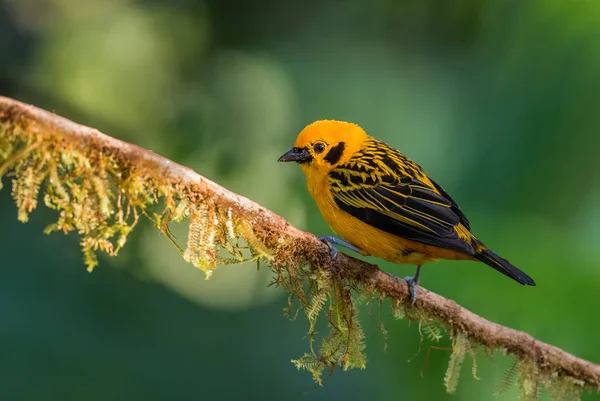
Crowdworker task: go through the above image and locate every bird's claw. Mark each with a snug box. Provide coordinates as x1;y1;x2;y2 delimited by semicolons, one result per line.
403;276;418;306
317;235;362;260
318;237;340;259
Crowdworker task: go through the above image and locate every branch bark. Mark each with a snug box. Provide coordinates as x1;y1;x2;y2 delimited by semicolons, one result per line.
1;96;599;390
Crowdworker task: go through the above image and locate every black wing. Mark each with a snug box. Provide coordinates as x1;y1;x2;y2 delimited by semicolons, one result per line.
430;179;471;230
329;167;475;255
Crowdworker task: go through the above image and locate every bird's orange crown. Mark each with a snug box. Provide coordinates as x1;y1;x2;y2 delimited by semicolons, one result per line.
293;120;367;151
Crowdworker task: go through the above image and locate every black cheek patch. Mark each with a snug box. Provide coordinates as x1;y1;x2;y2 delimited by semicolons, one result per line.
324;142;346;165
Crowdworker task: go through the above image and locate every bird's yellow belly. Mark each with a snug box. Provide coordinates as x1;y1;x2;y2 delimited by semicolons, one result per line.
316;195;471;265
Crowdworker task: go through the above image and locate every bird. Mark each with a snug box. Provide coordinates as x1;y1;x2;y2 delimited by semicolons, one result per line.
277;120;535;304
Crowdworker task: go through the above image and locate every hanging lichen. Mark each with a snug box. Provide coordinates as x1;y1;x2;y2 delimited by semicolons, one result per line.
292;275;366;385
444;332;468;394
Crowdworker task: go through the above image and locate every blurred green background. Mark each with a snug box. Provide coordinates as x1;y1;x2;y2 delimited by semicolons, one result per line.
1;0;599;400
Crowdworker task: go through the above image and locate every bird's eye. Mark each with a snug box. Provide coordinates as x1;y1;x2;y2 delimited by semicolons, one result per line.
313;142;326;154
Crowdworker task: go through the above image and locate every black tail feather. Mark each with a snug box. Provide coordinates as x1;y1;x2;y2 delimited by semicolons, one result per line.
475;249;536;286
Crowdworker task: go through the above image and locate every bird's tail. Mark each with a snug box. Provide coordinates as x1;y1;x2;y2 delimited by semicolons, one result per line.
474;247;536;286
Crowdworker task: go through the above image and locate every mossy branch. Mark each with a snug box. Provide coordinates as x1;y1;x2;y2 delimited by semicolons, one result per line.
1;96;598;399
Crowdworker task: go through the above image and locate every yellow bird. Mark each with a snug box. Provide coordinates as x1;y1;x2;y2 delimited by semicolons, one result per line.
278;120;535;304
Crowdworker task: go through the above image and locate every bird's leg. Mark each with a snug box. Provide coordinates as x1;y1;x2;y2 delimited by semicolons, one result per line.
403;265;422;306
317;235;362;259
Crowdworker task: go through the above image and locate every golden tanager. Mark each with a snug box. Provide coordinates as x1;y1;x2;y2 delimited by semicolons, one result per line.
278;120;535;304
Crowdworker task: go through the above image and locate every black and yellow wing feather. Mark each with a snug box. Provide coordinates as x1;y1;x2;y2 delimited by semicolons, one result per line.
328;139;475;255
328;138;536;286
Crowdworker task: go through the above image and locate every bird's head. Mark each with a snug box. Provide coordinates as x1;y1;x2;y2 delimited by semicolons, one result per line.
278;120;368;177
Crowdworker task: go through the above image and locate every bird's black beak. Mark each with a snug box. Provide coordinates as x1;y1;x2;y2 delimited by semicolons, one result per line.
277;147;313;163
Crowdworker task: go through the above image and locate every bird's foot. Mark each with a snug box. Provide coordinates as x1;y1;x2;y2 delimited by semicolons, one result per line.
403;276;419;306
403;265;422;307
317;235;361;260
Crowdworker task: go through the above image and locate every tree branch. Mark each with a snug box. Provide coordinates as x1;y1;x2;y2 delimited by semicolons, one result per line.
0;96;598;395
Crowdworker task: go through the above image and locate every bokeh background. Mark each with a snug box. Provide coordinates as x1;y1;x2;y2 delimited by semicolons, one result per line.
1;0;599;400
